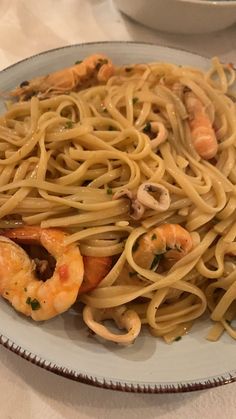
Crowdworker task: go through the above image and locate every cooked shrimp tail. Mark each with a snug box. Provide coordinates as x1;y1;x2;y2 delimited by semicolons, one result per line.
79;256;113;295
3;226;113;301
133;223;193;270
185;91;218;160
10;54;115;100
0;227;84;320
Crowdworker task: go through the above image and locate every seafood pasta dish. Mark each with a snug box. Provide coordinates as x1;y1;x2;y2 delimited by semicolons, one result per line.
0;53;235;346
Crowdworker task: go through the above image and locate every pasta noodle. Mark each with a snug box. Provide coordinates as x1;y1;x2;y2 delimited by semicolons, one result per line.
0;55;236;344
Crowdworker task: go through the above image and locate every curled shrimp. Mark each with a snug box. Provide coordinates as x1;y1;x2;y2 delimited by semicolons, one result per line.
1;226;113;320
0;228;84;320
133;223;193;270
10;54;115;101
185;91;218;160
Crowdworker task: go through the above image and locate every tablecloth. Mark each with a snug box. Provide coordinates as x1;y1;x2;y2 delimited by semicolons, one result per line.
0;1;236;418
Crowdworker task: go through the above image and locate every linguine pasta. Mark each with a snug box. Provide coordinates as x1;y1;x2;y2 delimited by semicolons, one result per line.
0;56;236;344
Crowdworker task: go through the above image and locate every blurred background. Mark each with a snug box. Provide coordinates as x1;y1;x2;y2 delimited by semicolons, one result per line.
1;0;236;71
0;2;236;419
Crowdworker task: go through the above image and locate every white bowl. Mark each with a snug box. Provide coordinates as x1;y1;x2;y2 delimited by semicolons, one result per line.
113;0;236;34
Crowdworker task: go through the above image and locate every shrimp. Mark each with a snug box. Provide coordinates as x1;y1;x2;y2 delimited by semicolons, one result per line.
10;54;115;101
185;91;218;160
79;256;112;295
3;226;112;304
0;227;84;320
133;223;193;270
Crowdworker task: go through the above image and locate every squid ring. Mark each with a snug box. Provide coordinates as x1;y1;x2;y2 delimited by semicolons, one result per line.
83;305;141;344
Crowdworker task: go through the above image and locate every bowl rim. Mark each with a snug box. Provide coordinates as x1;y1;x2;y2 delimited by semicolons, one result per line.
177;0;236;6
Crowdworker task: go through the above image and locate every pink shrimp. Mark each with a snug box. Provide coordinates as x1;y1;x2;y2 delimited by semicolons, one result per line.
3;226;112;299
133;223;193;270
79;256;112;295
185;91;218;160
0;227;84;320
10;54;115;100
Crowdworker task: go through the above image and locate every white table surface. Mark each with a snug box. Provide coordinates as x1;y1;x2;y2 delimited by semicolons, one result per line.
0;1;236;418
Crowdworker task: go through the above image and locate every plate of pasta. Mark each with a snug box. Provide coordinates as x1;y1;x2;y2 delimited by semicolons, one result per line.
0;41;236;393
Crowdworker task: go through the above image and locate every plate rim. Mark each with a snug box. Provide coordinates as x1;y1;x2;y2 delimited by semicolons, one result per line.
0;40;212;76
1;331;236;393
0;41;235;393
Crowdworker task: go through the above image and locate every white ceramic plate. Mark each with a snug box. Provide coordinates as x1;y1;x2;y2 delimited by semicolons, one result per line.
0;42;235;393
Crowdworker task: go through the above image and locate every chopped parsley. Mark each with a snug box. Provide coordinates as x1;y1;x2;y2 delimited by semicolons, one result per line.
143;121;151;133
175;336;182;342
106;187;113;195
65;120;74;129
151;233;157;241
75;60;83;65
132;97;139;105
26;297;41;310
31;299;41;311
150;254;162;271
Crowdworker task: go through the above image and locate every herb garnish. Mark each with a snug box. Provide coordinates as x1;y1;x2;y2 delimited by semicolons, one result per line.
75;60;83;65
106;187;113;195
143;121;151;133
65;120;74;129
175;336;182;342
151;233;157;241
31;299;41;310
26;297;41;310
